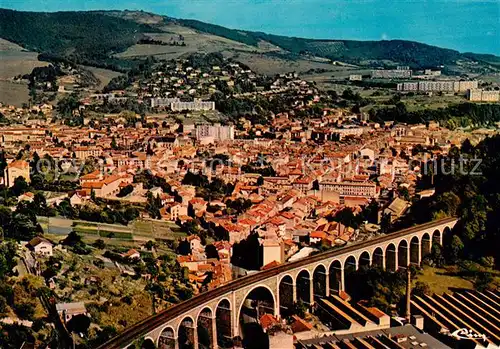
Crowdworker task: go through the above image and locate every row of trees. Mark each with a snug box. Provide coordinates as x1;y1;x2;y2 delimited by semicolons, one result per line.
369;102;500;129
0;242;54;348
182;171;234;201
410;136;499;266
56;198;140;226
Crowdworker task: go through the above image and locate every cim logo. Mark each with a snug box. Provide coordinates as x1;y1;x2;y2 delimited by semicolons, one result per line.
450;328;488;341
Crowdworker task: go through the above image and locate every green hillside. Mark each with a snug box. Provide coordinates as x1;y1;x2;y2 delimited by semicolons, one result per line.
176;18;466;68
0;9;158;62
0;8;498;71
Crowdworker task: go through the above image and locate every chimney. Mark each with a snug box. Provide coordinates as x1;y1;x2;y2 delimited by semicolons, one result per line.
412;315;424;330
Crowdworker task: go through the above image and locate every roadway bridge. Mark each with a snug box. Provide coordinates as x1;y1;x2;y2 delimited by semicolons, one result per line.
98;217;458;349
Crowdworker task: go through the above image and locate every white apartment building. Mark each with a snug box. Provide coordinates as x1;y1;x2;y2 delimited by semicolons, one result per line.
397;80;478;93
371;69;412;79
319;180;378;198
150;97;180;108
467;89;500;102
195;124;235;142
171;99;215;112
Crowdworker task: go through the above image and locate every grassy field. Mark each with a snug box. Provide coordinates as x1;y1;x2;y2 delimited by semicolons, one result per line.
40;216;186;245
401;94;466;111
81;66;122;91
132;219;186;240
112;24;348;76
415;266;475;295
0;80;30;106
115;23;278;60
0;38;48;106
226;51;339;76
0;49;48;79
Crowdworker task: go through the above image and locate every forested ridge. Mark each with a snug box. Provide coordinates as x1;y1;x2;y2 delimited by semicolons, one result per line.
401;135;500;268
369;102;500;129
0;9;159;69
1;8;498;71
175;18;490;68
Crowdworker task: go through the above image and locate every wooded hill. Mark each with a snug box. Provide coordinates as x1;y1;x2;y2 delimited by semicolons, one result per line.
1;8;499;71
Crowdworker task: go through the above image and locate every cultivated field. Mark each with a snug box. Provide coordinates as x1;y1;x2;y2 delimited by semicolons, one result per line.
0;38;48;106
0;45;48;79
39;216;186;244
0;80;29;106
224;51;339;76
116;23;281;61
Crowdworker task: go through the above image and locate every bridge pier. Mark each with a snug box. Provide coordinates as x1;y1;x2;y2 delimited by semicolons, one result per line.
194;328;198;349
309;276;314;306
211;315;217;349
325;275;330;298
232;292;238;344
274;278;281;318
340;267;345;292
292;281;297;303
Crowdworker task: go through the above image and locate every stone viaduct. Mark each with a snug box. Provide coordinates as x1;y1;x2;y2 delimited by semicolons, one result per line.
98;217;458;349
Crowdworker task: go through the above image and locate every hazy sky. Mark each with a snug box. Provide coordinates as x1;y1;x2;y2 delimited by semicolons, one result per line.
3;0;499;54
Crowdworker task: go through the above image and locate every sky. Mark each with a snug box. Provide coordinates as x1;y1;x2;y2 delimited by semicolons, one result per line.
2;0;499;54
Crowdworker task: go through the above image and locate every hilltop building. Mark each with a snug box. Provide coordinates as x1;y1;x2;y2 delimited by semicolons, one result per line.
3;160;30;187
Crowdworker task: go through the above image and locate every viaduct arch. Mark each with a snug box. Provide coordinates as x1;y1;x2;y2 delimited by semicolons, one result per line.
98;218;457;349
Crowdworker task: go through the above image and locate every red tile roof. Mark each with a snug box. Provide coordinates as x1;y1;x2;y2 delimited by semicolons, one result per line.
259;314;279;330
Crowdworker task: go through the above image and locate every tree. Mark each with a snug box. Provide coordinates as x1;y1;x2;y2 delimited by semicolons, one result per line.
397;187;410;201
436;192;460;217
0;151;7;175
177;240;191;256
56;93;81;120
205;244;219;260
231;233;261;270
0;295;8;316
13;302;36;320
10;177;29;197
0;254;9;280
117;184;134;197
333;207;361;229
474;272;494;292
447;235;464;263
8;213;37;240
146;192;161;219
62;231;83;247
361;200;379;224
67;314;91;334
31;192;48;215
380;213;392;233
461;138;474;154
256;176;264;186
412;281;431;297
0;323;35;349
144;240;155;251
111;136;118;150
291;300;307;318
93;239;106;249
0;206;12;229
0;241;18;277
56;198;77;218
425;243;446;267
461;195;489;242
